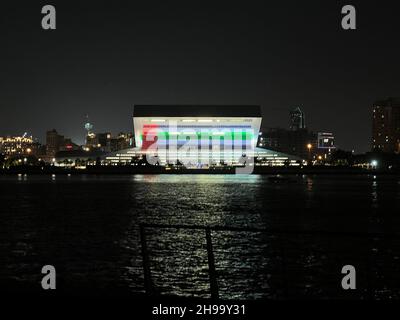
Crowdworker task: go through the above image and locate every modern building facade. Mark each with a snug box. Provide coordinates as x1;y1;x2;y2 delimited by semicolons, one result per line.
106;105;303;167
132;105;261;166
372;98;400;153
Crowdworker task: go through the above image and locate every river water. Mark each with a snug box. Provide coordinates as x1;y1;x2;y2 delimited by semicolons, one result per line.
1;174;400;299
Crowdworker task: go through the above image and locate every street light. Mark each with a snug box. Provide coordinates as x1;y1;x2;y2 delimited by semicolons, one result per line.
307;143;312;164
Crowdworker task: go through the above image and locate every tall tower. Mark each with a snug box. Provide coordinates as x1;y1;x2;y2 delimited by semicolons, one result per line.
84;114;94;135
290;107;306;131
84;114;95;147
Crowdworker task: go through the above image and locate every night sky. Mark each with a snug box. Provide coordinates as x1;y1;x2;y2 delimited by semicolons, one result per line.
1;1;400;152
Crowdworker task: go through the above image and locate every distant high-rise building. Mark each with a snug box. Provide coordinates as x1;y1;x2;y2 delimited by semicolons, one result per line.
372;98;400;153
290;107;306;131
46;129;78;160
46;129;64;158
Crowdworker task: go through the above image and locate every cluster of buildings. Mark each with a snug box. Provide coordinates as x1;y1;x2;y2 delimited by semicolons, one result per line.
2;98;400;169
105;105;301;167
0;124;133;166
0;134;41;157
0;106;335;168
258;107;335;161
104;105;330;168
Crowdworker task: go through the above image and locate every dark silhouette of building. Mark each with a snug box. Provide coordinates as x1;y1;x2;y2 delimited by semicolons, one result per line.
290;107;306;131
46;129;79;160
46;129;64;158
258;107;335;159
372;98;400;153
259;128;317;159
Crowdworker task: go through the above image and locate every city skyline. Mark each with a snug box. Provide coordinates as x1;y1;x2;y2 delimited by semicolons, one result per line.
0;101;392;155
1;1;400;152
2;2;400;307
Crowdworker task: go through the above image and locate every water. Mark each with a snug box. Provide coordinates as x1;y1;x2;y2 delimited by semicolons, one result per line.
1;174;400;299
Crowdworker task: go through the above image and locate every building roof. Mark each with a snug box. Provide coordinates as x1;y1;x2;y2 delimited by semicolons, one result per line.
133;105;262;118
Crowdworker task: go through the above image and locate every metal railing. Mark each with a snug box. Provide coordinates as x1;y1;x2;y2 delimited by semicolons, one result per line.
139;223;400;300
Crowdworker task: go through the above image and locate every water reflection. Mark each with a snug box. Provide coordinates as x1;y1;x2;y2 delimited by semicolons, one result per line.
1;174;400;299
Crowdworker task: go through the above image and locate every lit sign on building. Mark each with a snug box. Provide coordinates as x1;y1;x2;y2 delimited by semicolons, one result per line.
318;132;335;149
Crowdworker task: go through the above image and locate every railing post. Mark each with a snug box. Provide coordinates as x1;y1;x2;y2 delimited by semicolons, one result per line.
280;242;289;299
140;224;154;295
205;227;219;300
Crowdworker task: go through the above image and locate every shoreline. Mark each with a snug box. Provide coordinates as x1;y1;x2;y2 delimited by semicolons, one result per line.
0;166;399;175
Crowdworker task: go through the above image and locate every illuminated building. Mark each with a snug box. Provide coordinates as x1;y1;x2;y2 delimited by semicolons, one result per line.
317;132;335;157
106;105;303;167
86;132;133;152
0;135;39;156
55;150;107;168
317;132;335;150
372;98;400;153
110;132;133;151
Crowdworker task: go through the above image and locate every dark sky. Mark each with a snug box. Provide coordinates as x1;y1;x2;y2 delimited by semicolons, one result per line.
1;1;399;152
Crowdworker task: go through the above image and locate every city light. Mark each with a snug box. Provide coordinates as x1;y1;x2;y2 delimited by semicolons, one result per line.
371;160;378;168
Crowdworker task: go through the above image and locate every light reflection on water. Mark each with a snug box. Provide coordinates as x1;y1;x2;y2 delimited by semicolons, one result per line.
1;174;400;299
